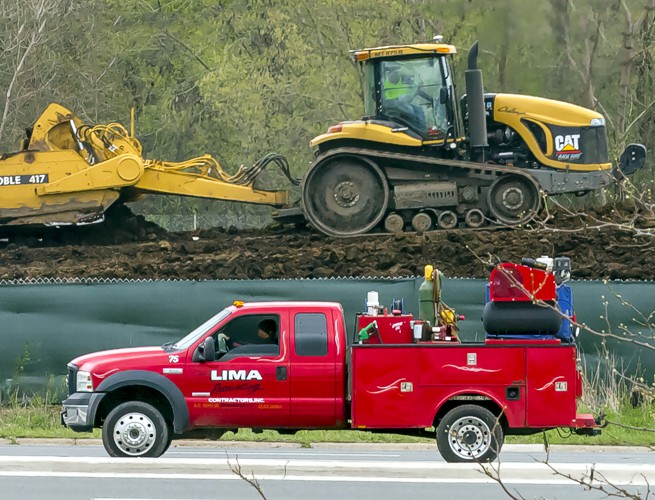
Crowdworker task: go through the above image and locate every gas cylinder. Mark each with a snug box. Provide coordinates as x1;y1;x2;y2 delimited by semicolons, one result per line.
418;265;436;325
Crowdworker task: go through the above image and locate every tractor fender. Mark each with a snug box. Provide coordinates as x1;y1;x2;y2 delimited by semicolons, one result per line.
96;370;190;434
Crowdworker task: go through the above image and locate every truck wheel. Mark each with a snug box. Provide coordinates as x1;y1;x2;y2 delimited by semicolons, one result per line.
161;425;174;455
102;401;169;458
436;404;503;463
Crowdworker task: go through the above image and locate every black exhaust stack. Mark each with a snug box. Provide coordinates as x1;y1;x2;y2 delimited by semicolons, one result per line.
465;41;488;149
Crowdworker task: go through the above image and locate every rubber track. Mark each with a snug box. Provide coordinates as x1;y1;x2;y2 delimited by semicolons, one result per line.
303;146;542;236
313;147;541;184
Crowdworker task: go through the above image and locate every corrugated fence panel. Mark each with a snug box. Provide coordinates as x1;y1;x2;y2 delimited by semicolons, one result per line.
0;278;652;400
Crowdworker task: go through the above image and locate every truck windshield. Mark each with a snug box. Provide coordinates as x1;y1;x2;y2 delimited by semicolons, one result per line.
172;308;232;350
378;57;448;137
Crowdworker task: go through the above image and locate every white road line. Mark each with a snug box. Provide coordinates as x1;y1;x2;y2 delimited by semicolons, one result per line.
168;451;400;458
0;471;649;486
0;455;653;472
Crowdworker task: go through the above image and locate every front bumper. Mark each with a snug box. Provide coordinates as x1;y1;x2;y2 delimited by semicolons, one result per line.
60;392;105;432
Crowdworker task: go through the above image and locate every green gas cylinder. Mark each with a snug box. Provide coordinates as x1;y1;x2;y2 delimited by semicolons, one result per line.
418;264;436;325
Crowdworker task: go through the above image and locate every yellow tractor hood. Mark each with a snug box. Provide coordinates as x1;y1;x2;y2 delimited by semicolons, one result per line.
493;94;604;128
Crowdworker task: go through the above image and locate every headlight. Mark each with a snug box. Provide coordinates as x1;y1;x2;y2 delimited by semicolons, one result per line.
590;117;605;127
76;371;93;392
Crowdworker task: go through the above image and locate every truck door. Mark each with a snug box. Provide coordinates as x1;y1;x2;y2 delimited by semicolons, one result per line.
185;311;290;428
289;310;339;427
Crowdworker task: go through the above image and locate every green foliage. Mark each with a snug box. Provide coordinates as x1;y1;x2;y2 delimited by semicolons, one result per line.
506;403;655;447
0;0;653;227
0;406;101;439
14;343;31;376
0;390;101;439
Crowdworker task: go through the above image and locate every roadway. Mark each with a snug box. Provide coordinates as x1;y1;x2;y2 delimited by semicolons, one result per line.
0;440;652;499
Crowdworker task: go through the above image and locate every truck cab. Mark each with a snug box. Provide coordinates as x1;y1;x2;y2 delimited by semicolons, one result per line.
62;302;348;457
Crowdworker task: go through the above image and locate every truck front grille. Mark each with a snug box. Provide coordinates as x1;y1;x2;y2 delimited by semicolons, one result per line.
67;364;77;396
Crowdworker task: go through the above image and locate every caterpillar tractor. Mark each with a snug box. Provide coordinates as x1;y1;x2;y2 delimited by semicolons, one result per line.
0;103;294;230
286;39;647;236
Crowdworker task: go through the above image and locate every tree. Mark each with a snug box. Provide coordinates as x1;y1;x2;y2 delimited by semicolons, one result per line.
0;0;72;146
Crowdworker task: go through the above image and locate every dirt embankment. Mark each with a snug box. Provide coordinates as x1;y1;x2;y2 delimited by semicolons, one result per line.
0;205;653;282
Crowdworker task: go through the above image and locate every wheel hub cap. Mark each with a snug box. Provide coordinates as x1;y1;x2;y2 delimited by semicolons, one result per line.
334;181;360;208
463;430;478;445
502;187;524;210
124;423;147;446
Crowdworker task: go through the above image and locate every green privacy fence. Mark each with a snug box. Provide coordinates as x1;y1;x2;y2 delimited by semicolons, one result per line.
0;277;653;401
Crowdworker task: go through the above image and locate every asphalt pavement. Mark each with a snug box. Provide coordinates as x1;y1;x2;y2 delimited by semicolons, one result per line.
0;440;652;500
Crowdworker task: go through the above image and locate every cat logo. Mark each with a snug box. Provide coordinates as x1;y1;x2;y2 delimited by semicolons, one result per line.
554;134;582;160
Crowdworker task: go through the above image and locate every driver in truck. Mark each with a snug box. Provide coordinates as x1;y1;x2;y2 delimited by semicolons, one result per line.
256;319;277;344
216;318;277;352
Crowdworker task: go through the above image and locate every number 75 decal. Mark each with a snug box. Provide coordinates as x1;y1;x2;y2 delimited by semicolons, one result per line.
168;355;179;363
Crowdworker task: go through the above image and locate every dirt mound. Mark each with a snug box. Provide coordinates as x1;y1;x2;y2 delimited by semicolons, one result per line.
0;205;653;282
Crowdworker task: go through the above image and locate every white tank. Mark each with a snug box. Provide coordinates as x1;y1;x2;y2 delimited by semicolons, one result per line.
366;291;379;315
536;255;554;273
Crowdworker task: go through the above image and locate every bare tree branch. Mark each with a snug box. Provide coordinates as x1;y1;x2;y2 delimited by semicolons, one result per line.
227;454;268;499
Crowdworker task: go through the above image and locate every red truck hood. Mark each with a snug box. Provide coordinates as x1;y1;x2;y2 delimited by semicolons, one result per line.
71;346;170;373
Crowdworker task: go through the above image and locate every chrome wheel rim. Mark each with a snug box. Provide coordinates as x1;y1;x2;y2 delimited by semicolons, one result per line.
447;415;492;460
113;412;157;456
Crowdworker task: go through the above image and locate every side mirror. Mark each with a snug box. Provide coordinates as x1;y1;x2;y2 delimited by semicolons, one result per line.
439;86;449;105
192;337;216;363
617;143;647;177
203;337;216;362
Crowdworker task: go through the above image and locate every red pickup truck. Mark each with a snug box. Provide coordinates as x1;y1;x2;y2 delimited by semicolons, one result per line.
61;263;601;462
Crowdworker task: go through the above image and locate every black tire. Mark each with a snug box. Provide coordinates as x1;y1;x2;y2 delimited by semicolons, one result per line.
436;404;504;463
161;424;174;455
102;401;169;458
487;175;540;225
302;155;389;237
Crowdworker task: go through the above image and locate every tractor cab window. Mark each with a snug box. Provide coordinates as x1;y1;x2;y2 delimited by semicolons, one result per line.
378;58;449;138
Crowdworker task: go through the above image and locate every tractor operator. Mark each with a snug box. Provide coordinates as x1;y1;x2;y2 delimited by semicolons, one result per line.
383;67;427;131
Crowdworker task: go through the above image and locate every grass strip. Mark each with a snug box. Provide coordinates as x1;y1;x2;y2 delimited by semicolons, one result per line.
1;404;653;447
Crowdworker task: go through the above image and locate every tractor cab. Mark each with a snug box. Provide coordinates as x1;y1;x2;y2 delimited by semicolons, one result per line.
354;43;460;141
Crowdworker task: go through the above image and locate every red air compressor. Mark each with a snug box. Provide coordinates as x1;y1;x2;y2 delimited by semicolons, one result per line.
483;257;571;338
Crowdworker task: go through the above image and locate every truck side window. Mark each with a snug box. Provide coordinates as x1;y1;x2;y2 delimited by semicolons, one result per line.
214;314;280;359
294;313;328;356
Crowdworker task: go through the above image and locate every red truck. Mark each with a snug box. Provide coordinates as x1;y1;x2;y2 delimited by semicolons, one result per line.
61;261;601;462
